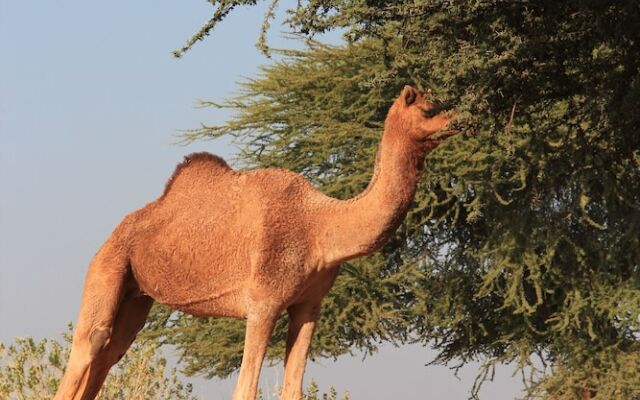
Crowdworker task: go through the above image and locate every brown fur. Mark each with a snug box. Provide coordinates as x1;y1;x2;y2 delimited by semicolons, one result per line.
53;86;454;400
161;152;230;199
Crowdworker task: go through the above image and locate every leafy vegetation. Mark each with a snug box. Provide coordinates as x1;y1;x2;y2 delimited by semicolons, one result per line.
257;380;349;400
0;327;196;400
0;328;348;400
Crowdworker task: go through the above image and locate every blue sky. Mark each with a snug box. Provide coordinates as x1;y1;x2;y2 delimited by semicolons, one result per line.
0;1;524;398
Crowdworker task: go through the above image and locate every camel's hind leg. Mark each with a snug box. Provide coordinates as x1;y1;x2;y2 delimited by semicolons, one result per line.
79;290;153;399
53;237;150;400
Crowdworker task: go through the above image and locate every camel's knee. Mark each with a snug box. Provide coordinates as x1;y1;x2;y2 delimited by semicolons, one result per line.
89;326;112;357
55;327;112;400
62;326;111;376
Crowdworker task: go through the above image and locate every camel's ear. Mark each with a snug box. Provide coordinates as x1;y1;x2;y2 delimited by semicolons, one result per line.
403;85;418;106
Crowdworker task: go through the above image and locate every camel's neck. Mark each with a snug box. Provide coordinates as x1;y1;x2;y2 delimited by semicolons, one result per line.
320;116;426;266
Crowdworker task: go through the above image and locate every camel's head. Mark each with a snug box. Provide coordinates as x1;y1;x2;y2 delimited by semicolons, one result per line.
391;85;455;148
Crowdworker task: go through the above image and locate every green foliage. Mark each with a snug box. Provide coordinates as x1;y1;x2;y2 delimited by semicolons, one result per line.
255;380;349;400
300;380;349;400
161;1;640;398
0;327;197;400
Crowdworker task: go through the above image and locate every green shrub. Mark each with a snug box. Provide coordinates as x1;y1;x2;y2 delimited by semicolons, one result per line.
0;327;196;400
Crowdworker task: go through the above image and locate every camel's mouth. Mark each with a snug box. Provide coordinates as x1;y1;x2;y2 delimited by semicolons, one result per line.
427;129;458;141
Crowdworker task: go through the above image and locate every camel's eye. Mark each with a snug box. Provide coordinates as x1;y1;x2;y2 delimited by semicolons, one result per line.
421;107;440;118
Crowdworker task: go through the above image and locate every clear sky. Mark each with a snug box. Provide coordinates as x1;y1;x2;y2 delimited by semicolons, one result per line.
1;1;525;398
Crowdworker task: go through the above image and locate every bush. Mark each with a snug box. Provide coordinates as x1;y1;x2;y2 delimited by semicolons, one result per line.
0;327;196;400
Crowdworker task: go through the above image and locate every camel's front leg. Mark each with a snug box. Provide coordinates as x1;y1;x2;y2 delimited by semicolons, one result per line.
232;304;279;400
280;302;321;400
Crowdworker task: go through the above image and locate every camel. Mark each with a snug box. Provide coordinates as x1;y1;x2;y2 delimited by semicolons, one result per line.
53;85;454;400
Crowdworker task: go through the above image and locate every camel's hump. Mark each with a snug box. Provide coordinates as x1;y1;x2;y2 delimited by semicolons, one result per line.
162;152;232;198
179;152;230;169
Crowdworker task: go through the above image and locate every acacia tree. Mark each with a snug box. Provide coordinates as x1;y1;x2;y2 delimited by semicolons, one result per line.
149;1;640;399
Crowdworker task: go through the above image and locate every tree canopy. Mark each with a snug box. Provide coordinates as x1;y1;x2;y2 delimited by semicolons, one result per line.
151;1;640;398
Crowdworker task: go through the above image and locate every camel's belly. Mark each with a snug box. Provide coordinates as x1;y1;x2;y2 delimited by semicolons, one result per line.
157;287;247;319
129;218;253;318
131;257;249;318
